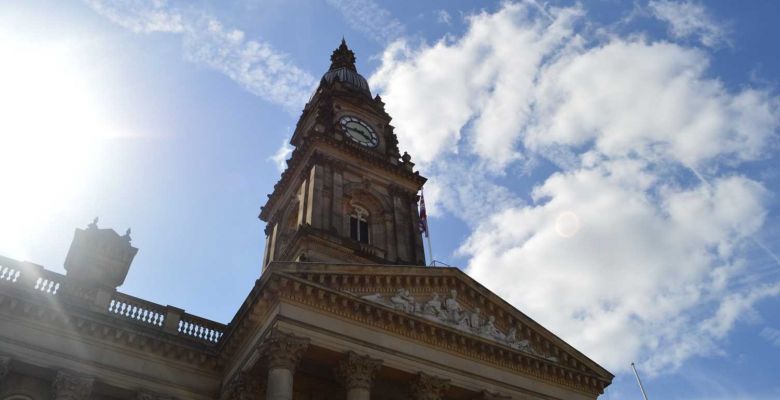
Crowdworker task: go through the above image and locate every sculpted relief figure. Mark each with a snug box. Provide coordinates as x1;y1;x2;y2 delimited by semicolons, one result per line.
467;307;482;329
359;288;558;362
422;293;446;319
444;289;463;323
390;288;415;313
480;315;504;340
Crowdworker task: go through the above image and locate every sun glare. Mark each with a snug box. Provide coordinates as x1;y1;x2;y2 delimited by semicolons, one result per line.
0;37;118;259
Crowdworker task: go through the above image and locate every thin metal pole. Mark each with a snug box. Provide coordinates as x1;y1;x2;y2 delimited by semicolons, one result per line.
421;188;434;266
631;362;649;400
426;233;434;266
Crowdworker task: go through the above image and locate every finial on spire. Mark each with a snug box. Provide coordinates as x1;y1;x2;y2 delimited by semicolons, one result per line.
88;217;99;229
330;38;357;72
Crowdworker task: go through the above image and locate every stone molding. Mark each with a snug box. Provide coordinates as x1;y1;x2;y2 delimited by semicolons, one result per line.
0;291;219;370
335;351;383;390
361;288;556;362
234;268;610;396
262;329;310;370
409;372;450;400
52;371;94;400
260;135;426;222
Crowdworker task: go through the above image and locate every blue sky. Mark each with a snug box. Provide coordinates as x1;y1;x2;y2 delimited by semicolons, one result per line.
1;0;779;398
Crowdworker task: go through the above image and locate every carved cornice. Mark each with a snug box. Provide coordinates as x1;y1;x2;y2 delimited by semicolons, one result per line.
410;372;450;400
261;329;310;370
335;351;382;390
387;184;416;201
260;136;426;221
221;266;611;396
52;371;94;400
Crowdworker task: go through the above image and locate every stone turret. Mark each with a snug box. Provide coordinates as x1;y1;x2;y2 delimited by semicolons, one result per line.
64;218;138;289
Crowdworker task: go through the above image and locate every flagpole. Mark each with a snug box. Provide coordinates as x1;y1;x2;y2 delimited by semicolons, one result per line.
426;226;434;266
420;188;434;266
631;362;649;400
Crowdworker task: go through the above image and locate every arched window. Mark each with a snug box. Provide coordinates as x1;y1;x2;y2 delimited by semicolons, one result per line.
350;205;370;244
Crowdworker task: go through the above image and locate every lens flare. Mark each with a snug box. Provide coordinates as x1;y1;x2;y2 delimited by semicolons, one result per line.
555;211;581;238
0;37;117;259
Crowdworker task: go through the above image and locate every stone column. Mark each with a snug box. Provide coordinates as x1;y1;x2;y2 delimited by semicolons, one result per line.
262;330;310;400
52;371;94;400
409;372;450;400
335;352;383;400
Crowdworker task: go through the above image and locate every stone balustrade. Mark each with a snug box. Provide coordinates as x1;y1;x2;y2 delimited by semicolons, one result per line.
0;262;20;283
33;269;64;295
108;292;167;327
178;313;224;343
0;254;225;345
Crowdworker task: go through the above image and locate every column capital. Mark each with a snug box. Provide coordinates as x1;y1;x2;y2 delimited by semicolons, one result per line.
262;329;310;370
221;371;262;400
335;351;383;391
52;371;94;400
410;372;450;400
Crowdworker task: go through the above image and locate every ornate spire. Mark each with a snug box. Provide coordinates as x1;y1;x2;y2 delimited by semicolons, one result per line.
329;38;357;72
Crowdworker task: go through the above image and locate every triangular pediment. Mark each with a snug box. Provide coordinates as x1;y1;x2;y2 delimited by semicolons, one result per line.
221;262;613;396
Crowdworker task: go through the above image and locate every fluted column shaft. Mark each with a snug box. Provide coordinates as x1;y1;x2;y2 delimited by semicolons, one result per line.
263;330;309;400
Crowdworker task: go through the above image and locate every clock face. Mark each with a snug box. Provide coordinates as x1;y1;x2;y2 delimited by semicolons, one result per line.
340;116;378;148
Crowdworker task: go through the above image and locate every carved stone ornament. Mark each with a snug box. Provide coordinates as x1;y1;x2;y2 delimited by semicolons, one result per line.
409;372;450;400
0;355;10;384
361;289;558;362
52;371;94;400
220;371;262;400
262;329;310;370
335;351;383;390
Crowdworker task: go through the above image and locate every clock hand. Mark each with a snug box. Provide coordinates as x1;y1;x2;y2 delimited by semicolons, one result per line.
354;128;369;142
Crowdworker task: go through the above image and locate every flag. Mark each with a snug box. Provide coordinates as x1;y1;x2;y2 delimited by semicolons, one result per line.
418;192;429;237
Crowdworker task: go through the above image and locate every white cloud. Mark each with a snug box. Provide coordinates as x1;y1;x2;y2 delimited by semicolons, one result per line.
84;0;184;33
85;0;315;111
649;0;730;48
269;138;293;172
326;0;405;44
760;326;780;347
371;3;584;168
461;163;770;373
371;1;780;374
436;10;452;25
527;41;777;169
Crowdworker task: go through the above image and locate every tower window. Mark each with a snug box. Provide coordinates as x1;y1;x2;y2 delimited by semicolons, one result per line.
350;205;370;244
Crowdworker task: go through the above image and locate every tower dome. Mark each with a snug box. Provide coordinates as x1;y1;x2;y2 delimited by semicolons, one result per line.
320;39;371;97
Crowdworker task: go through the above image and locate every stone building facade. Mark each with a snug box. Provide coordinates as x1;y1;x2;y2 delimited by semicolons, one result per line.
0;41;613;400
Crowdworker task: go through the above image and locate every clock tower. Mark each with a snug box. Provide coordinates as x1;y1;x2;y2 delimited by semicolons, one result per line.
259;40;427;268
